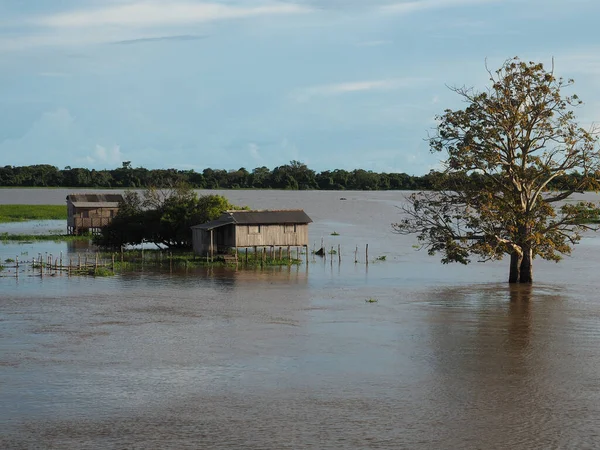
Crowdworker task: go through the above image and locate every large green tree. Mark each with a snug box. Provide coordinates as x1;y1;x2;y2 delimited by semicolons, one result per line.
393;58;600;283
95;185;245;249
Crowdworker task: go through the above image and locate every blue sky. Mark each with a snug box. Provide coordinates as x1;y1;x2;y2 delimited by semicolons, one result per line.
1;0;599;175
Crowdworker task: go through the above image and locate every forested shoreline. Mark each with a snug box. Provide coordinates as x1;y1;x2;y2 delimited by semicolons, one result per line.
0;161;587;191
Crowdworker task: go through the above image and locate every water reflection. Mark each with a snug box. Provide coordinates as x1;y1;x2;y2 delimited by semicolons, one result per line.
507;284;533;352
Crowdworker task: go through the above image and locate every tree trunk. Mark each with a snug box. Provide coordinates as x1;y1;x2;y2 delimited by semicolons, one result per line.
509;250;522;283
519;246;533;283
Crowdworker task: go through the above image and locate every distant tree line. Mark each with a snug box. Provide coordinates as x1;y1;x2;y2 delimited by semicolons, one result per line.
0;160;588;191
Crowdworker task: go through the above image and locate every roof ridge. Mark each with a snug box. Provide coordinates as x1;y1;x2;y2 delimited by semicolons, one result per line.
226;209;306;212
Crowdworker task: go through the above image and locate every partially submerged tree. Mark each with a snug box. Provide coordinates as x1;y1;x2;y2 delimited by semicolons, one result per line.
393;58;600;283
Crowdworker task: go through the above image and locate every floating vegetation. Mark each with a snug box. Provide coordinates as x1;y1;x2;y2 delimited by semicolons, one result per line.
1;232;91;243
365;298;378;303
330;231;340;236
375;255;386;261
0;205;66;223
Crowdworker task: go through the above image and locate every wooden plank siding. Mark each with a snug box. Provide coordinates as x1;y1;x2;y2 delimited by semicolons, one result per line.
192;223;309;255
66;194;123;235
235;223;308;248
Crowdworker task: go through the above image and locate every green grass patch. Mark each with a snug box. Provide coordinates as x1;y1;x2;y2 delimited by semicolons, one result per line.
1;232;91;243
105;249;302;271
0;205;66;223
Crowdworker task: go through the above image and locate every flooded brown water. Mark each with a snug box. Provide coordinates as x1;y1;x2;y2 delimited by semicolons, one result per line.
2;189;600;448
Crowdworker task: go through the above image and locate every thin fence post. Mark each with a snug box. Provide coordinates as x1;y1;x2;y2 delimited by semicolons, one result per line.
338;244;341;263
366;244;369;265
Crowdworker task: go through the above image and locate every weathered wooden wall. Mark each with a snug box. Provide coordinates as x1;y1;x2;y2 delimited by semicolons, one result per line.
235;224;308;248
67;202;119;232
193;223;309;255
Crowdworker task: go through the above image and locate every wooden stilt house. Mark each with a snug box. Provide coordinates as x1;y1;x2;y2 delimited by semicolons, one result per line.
66;193;124;235
191;210;312;257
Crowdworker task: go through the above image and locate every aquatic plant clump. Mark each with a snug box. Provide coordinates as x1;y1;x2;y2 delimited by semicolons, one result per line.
0;205;66;223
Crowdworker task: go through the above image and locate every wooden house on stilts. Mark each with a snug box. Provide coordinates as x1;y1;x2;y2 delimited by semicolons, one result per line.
191;210;312;258
66;193;124;235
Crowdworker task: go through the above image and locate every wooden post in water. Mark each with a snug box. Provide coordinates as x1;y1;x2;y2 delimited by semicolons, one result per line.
60;252;63;270
366;244;369;265
68;258;72;276
305;245;309;265
245;248;248;264
338;244;341;263
210;229;214;263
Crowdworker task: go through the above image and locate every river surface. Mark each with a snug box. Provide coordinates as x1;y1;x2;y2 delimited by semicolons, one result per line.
1;189;600;449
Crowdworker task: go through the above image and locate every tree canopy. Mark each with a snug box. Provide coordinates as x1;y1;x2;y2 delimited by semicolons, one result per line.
94;185;246;249
393;58;600;283
0;161;590;191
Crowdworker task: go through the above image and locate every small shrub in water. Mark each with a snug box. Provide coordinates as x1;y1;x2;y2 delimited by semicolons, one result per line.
365;298;378;303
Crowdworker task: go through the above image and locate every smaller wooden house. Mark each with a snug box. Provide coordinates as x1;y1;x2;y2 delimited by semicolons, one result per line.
192;209;312;256
66;193;124;235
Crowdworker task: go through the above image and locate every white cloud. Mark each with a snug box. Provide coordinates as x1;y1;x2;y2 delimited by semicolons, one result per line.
293;78;426;102
356;40;392;47
248;142;261;161
33;2;312;29
85;144;124;165
38;72;71;78
383;0;498;14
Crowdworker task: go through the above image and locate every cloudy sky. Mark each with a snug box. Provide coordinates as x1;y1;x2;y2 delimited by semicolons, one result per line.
1;0;599;174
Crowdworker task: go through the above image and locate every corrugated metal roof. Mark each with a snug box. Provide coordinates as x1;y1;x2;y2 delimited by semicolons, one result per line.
70;202;121;208
67;193;124;204
228;210;312;225
192;216;236;231
191;209;312;230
